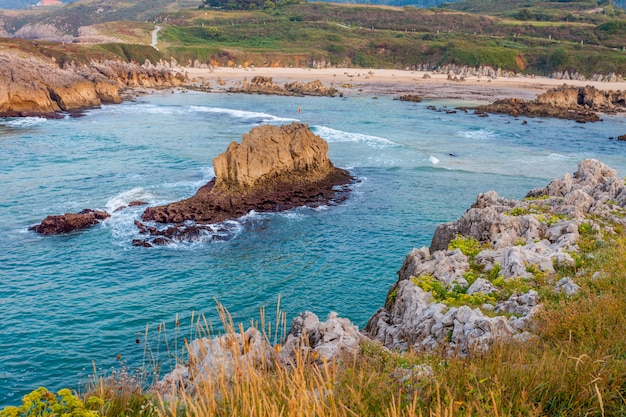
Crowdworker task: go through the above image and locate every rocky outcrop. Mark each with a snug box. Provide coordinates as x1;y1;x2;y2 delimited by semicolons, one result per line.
138;123;352;245
395;95;422;102
475;85;626;122
279;311;363;366
0;53;188;118
155;311;360;399
30;209;110;235
0;53;120;117
365;159;626;354
231;76;338;97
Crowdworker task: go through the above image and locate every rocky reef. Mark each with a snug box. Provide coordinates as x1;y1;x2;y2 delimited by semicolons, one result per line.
0;53;187;118
137;122;352;246
29;209;110;235
475;85;626;122
230;76;338;97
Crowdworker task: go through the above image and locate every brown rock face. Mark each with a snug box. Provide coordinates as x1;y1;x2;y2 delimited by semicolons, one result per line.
232;76;337;97
30;209;110;235
139;123;352;243
475;85;626;123
0;53;188;118
213;122;337;194
0;53;120;117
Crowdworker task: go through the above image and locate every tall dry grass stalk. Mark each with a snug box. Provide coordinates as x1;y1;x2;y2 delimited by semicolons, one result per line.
81;227;626;417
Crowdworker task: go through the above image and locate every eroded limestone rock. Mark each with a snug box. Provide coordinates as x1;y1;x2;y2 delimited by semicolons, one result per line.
365;159;625;354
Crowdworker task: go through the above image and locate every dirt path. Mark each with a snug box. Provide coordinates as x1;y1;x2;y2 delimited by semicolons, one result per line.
151;26;161;50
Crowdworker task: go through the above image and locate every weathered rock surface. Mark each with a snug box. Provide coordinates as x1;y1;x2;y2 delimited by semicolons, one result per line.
231;76;338;97
0;53;187;117
279;311;363;366
395;94;422;102
365;159;626;354
155;311;360;398
139;122;352;245
30;209;110;235
475;85;626;122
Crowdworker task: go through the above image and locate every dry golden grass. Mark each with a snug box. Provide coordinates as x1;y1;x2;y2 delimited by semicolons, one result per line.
76;224;626;417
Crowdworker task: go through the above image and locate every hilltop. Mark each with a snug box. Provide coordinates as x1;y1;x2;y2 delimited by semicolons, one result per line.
0;0;625;78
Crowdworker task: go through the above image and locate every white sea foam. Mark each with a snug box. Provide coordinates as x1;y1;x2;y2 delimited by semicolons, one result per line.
188;106;296;123
105;187;154;213
312;126;399;149
548;153;572;160
429;155;440;165
94;103;295;124
457;129;497;139
2;117;47;128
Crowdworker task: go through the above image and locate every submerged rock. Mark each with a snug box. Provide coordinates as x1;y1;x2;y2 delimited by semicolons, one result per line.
30;209;110;235
139;122;352;244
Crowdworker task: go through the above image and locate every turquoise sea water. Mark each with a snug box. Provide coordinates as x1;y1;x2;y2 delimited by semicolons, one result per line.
2;90;626;405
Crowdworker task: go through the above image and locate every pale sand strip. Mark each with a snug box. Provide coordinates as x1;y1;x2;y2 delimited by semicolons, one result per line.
183;66;626;102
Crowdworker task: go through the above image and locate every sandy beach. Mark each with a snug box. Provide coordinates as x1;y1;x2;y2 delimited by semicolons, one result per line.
184;66;626;102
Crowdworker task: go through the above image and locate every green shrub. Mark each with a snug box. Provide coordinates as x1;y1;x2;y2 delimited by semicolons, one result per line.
0;387;99;417
448;235;484;258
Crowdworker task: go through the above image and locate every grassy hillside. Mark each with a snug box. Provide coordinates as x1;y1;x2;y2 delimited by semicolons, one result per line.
145;2;626;76
2;1;626;78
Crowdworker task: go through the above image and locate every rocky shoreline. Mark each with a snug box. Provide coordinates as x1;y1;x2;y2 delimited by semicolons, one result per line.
0;52;187;118
475;84;626;122
156;158;626;396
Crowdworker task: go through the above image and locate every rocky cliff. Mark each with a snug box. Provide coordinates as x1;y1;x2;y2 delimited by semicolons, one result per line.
475;85;626;122
138;122;352;245
0;53;187;117
156;159;626;399
364;159;626;354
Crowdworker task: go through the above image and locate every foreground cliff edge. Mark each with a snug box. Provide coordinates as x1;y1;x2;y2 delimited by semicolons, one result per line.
153;159;626;396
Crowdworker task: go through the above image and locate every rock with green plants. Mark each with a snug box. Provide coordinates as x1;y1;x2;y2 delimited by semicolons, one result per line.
0;387;100;417
365;159;626;354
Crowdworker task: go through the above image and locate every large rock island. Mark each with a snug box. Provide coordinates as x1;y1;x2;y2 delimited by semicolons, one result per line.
138;122;352;245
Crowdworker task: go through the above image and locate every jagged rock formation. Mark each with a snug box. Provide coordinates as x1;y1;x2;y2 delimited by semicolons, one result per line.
364;159;626;354
0;52;188;118
155;158;623;400
475;85;626;122
231;76;338;97
138;123;352;245
155;311;360;399
30;209;110;235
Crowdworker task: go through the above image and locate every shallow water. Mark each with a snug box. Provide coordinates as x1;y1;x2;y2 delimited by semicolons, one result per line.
1;91;626;405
